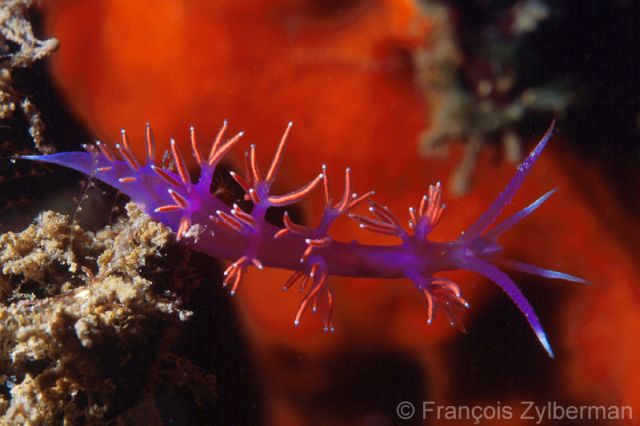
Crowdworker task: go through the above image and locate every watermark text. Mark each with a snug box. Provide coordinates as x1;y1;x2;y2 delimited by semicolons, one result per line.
395;400;632;424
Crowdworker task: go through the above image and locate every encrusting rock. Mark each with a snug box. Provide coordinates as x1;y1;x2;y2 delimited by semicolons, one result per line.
0;203;215;424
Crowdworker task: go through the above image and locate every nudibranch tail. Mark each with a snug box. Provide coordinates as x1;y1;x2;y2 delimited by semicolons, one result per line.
20;119;586;357
445;121;589;357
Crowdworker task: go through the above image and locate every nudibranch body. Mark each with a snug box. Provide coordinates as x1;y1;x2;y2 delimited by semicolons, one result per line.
23;121;586;357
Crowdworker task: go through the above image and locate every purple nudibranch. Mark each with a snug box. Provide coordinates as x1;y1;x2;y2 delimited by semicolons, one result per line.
22;120;587;357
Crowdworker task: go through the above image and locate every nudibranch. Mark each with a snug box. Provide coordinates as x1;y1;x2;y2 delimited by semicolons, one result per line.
23;121;585;357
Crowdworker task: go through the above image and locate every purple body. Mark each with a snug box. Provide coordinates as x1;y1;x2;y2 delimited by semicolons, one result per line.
23;121;586;357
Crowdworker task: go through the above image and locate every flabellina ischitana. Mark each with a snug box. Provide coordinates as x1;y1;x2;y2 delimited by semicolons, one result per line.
22;120;586;357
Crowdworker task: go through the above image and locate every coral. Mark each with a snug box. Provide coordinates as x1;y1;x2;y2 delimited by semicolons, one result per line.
0;203;215;424
42;0;429;171
417;0;574;194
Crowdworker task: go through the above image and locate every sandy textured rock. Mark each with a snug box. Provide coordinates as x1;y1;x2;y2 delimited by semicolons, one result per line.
0;203;215;425
1;0;59;153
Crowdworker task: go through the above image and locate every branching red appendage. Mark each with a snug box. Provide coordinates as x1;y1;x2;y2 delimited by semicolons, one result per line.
419;278;470;327
281;165;379;330
87;122;246;243
349;181;469;327
211;122;328;297
282;263;334;332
